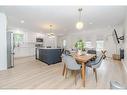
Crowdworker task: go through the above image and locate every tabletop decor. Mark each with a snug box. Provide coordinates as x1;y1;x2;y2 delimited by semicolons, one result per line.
75;39;85;55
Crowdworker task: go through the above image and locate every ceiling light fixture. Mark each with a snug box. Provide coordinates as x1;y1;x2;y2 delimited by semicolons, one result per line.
20;20;24;24
76;8;84;30
48;25;55;38
89;22;93;25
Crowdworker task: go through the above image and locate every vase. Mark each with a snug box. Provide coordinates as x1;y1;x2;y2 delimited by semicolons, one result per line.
78;50;82;55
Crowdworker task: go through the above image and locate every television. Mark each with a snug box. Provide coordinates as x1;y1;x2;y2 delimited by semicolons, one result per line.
112;29;120;44
36;38;43;42
112;29;124;44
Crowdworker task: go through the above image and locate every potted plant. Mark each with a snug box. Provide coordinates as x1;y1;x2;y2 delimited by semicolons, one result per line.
75;39;85;55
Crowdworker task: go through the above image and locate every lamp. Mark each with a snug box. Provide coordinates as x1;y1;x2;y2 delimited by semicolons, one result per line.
47;25;55;38
76;8;84;30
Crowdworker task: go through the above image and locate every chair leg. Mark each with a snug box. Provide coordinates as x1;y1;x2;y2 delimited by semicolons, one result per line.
74;70;77;85
93;68;97;82
64;68;68;78
80;68;82;79
62;64;66;76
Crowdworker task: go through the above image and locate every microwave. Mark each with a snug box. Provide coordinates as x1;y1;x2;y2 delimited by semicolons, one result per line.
36;38;43;42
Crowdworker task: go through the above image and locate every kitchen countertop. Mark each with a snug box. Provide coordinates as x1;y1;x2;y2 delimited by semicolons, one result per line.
36;47;61;49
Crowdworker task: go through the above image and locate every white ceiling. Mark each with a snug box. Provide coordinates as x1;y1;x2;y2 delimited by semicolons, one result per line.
0;6;126;35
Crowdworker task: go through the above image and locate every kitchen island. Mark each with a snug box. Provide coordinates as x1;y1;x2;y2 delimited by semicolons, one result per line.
35;48;62;65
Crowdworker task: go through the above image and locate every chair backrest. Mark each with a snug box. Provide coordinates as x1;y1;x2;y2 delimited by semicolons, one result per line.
95;54;103;63
92;54;103;68
62;54;81;70
65;50;71;55
61;54;66;61
87;49;96;54
62;50;71;55
61;48;64;54
60;48;64;56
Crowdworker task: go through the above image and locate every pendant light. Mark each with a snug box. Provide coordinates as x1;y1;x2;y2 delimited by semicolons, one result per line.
76;8;84;30
48;25;55;38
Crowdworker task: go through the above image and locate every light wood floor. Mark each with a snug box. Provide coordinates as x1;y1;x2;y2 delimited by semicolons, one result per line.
0;56;127;89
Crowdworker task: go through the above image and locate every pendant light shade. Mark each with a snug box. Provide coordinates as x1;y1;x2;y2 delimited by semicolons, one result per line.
76;21;84;30
76;8;84;30
47;25;55;38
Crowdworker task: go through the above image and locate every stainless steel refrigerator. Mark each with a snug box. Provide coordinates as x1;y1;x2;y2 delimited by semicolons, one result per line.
7;32;14;68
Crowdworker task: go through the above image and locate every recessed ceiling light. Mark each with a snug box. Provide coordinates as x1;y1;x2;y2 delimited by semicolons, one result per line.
20;20;24;24
89;22;93;24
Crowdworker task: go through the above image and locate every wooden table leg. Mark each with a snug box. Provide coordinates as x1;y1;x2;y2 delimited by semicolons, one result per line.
81;62;86;87
62;64;66;76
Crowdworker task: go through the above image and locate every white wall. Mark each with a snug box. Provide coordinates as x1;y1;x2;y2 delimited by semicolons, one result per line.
58;25;124;57
0;13;7;70
124;11;127;61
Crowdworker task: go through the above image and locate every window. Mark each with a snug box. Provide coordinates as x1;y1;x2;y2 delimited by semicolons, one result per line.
96;41;104;51
85;41;92;48
63;40;66;48
14;33;24;47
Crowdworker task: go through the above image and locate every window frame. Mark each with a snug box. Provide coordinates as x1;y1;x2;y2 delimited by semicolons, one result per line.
85;41;92;49
96;40;104;51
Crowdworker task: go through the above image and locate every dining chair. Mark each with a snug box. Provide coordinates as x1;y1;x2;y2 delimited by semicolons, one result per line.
86;53;104;82
87;49;97;61
61;54;81;85
101;50;107;59
87;49;97;54
110;81;127;89
64;50;71;55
